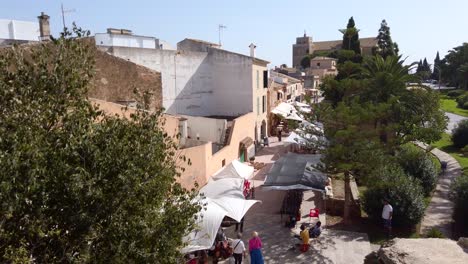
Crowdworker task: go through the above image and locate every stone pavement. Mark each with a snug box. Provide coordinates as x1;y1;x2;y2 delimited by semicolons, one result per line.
218;137;372;263
417;143;462;238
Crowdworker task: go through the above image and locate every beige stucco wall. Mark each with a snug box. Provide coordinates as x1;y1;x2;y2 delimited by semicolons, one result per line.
252;63;268;141
177;112;255;189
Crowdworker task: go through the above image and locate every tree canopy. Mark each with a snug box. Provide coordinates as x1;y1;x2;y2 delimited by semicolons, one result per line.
0;26;200;263
440;43;468;89
340;17;361;55
376;19;399;58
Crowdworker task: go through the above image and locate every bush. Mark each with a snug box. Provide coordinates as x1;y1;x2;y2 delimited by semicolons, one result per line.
451;174;468;222
447;89;465;98
426;228;446;238
397;145;438;196
362;165;425;227
456;92;468;109
451;120;468;148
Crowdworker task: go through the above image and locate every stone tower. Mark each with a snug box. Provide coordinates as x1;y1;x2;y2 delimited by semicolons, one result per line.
292;33;313;69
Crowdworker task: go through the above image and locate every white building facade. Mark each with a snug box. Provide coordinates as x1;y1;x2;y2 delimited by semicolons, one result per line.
98;38;269;143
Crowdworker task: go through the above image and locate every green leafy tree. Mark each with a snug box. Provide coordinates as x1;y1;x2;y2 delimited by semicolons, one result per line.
361;55;446;148
300;55;311;69
440;43;468;89
340;17;361;55
362;164;425;227
376;19;398;58
0;26;200;263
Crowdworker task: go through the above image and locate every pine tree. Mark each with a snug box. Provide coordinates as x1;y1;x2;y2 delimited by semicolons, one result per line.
340;17;361;54
417;59;423;73
376;19;398;58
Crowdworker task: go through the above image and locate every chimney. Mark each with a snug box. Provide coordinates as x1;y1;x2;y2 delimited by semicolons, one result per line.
37;12;51;41
249;43;256;58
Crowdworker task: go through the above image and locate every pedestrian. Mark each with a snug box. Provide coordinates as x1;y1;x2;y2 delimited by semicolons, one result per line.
249;231;264;264
299;224;310;252
382;199;393;238
235;217;245;233
263;136;269;147
309;221;322;238
230;233;246;264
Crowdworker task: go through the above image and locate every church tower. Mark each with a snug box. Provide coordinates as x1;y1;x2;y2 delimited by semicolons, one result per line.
292;32;313;69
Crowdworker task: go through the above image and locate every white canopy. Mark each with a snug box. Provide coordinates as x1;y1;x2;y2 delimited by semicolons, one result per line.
284;131;318;146
271;102;304;121
294;102;310;107
212;160;254;180
181;164;260;253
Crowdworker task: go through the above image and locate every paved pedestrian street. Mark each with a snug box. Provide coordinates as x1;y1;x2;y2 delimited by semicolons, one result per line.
220;138;372;263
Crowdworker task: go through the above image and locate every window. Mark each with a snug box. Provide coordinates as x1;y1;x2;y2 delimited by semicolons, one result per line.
263;70;268;88
277;92;281;100
257;97;260;115
256;70;259;89
317;62;321;67
222;159;226;167
262;95;266;113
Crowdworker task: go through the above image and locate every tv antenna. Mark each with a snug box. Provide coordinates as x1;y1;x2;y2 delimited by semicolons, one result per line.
218;24;227;46
61;3;76;31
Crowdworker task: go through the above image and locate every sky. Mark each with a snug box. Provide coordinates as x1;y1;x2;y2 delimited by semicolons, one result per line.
2;0;467;67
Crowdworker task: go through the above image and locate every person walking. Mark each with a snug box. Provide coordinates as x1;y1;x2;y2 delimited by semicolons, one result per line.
249;231;264;264
230;233;246;264
382;199;393;238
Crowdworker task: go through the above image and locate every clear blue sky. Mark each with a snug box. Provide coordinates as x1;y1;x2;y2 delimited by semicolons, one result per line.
2;0;467;67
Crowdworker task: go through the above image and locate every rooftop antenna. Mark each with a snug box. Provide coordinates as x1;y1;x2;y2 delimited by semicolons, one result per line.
218;24;227;46
61;3;76;31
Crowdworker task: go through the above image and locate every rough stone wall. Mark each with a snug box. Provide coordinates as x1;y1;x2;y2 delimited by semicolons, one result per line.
89;47;162;110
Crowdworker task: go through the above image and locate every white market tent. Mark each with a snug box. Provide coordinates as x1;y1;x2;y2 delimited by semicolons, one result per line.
271;102;303;121
181;161;260;253
283;131;318;146
212;160;254;180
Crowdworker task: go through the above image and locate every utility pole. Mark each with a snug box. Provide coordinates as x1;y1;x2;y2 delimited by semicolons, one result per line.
218;24;226;46
61;3;76;31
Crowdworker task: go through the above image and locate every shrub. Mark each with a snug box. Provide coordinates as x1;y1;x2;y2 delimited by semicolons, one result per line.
362;165;425;227
426;228;446;238
456;92;468;109
451;174;468;222
464;101;468;110
447;89;465;98
451;120;468;148
397;145;438;196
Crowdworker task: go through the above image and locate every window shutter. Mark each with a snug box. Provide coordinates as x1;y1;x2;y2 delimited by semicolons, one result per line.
263;71;268;88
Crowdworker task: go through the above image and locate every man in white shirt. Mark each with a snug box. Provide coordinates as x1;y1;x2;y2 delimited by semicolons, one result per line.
382;199;393;238
230;233;246;264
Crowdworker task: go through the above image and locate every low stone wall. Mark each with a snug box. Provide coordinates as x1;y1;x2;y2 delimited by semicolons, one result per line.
325;178;361;218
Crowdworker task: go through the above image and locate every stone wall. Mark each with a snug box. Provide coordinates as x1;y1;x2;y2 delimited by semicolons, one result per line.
89;47;162;110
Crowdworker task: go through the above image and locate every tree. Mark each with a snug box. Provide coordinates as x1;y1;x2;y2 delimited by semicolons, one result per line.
376;19;398;59
432;51;441;80
0;26;200;263
440;43;468;89
361;55;446;148
340;17;361;55
423;57;431;73
301;55;311;69
362;165;425;227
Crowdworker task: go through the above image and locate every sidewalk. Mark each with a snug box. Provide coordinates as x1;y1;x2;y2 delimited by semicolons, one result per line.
417;143;462;238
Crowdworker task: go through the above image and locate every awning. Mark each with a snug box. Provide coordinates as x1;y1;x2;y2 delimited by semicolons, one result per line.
271;102;303;121
212;160;254;180
181;163;260;253
283;131;318;146
263;152;327;191
240;137;253;147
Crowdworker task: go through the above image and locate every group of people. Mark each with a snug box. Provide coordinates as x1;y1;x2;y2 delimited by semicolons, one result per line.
205;229;264;264
296;221;322;252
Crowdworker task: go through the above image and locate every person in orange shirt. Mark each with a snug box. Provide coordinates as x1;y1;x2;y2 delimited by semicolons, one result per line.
299;224;310;252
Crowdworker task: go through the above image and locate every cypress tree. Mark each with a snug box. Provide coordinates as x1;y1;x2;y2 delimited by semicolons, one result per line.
341;17;361;54
377;19;398;58
432;51;441;80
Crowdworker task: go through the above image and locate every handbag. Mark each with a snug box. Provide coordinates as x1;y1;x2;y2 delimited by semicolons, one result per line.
228;240;241;256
